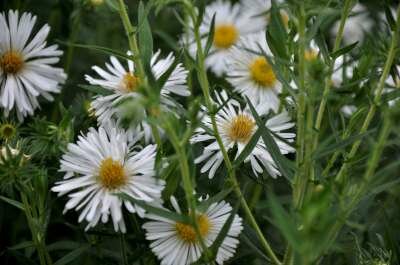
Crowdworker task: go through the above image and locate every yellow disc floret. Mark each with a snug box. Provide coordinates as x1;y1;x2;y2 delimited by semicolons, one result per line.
228;114;255;143
175;215;211;243
99;158;127;190
121;72;140;92
249;57;277;88
213;24;238;49
0;51;24;74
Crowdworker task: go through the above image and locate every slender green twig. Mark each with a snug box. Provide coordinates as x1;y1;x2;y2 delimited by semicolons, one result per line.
335;4;400;183
292;2;307;210
313;0;353;140
119;233;128;265
183;2;281;264
117;0;163;149
20;191;51;265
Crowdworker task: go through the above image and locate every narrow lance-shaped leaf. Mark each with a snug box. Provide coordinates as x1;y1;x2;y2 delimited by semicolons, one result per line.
204;13;216;57
247;97;294;180
53;244;91;265
57;41;132;61
268;191;302;251
233;128;262;167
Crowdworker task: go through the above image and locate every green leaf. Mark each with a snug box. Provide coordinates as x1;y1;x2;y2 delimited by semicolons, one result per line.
313;130;375;160
233;129;262;167
78;84;112;96
247;98;294;180
330;41;358;59
57;41;131;61
117;193;189;223
0;195;24;211
204;13;216;56
8;241;34;250
266;2;288;60
53;245;91;265
156;50;183;92
138;1;154;70
268;192;302;251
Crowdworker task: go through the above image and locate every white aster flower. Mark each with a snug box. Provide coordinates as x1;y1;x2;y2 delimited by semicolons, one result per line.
185;0;264;76
331;4;373;45
52;125;165;233
143;196;243;265
227;32;282;111
240;0;287;32
191;90;295;179
0;10;66;121
86;50;189;143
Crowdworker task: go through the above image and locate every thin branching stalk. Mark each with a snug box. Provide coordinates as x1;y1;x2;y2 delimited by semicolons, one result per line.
116;0;163;150
325;110;392;252
164;121;214;264
293;2;307;210
313;0;353;142
119;233;128;265
335;4;400;183
182;2;282;264
20;191;52;265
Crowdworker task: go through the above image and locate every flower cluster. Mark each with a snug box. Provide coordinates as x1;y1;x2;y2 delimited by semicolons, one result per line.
1;0;399;265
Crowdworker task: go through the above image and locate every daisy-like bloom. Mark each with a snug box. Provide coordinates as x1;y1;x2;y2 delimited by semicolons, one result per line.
185;0;263;76
240;0;287;31
227;32;282;111
191;90;295;179
227;34;316;111
52;125;165;232
143;196;243;265
86;50;189;143
331;4;373;45
0;10;66;121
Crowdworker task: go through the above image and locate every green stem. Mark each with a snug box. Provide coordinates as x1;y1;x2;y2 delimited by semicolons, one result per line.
335;4;400;183
20;192;51;265
313;0;353;140
325;111;392;252
293;3;307;210
119;233;128;265
64;7;81;75
117;0;163;148
183;3;281;264
164;121;214;264
117;0;145;81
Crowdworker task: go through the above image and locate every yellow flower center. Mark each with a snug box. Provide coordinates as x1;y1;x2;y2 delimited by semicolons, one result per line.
175;215;211;243
249;57;277;88
122;72;140;92
0;51;24;74
213;24;238;49
228;114;255;143
304;49;318;61
99;158;127;190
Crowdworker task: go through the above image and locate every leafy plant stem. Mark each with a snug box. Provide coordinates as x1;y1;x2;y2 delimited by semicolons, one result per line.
117;0;162;148
292;2;307;210
325;109;392;252
183;2;281;264
335;4;400;183
313;0;353;142
119;233;128;265
163;120;214;264
20;191;51;265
